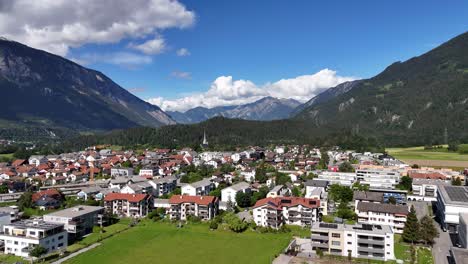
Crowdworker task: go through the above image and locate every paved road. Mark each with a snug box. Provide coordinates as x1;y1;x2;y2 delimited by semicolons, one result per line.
51;243;101;264
407;201;429;219
432;222;452;264
237;210;253;222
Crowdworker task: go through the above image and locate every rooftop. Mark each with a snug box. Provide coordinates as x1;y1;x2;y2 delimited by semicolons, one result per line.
169;195;217;206
311;222;393;235
353;191;383;202
225;182;250;191
7;219;64;230
253;197;320;209
439;186;468;206
44;205;104;219
357;201;408;215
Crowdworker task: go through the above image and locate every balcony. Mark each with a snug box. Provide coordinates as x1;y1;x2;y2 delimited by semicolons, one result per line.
357;238;385;246
357;246;385;254
311;235;329;241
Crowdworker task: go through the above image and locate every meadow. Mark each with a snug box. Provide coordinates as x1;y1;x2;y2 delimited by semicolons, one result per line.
65;221;297;264
386;146;468;168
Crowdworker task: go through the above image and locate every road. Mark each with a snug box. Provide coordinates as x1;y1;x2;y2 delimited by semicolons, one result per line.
51;243;101;264
432;224;451;264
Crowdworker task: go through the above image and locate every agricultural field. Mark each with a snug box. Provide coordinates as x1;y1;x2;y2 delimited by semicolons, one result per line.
386;146;468;168
65;221;295;264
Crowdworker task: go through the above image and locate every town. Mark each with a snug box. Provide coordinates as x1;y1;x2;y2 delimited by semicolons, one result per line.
0;139;465;264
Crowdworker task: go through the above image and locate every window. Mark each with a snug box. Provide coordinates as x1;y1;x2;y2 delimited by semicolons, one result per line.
58;235;64;240
332;233;340;238
14;241;18;245
58;243;64;247
347;234;352;237
347;242;352;245
30;231;36;235
332;241;340;246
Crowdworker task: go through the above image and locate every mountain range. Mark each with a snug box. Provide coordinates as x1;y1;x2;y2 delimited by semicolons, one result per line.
168;96;301;123
0;38;175;139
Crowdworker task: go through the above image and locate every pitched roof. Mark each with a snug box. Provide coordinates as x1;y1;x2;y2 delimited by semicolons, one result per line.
353;191;383;202
356;201;408;215
32;189;62;202
253;197;320;210
408;171;447;180
169;195;217;206
225;182;250;191
104;193;149;202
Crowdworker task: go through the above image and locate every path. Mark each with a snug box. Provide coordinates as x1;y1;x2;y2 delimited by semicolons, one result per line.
51;243;101;264
432;222;451;264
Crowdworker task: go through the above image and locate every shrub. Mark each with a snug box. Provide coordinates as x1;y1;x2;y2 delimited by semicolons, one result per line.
209;221;218;230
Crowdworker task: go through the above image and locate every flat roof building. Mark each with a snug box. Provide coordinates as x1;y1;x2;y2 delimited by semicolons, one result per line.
436;185;468;233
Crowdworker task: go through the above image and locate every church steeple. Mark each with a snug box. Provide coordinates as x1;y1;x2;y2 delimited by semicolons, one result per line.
202;129;208;147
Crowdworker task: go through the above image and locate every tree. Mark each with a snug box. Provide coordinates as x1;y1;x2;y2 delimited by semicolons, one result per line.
209;188;221;198
18;191;33;210
335;202;355;219
121;160;132;168
275;172;291;186
209;220;218;230
318;150;329;170
29;245;47;258
223;212;248;233
328;184;353;203
452;177;462;186
291;186;301;197
254;166;268;183
398;176;412;190
251;186;269;205
388;196;397;205
402;205;420;243
0;184;8;194
339;161;355;172
352;182;369;191
411;164;420;169
235;192;252;208
420;215;439;245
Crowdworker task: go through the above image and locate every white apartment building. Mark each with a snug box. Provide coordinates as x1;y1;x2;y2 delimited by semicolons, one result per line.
355;202;408;233
356;169;401;189
110;168;134;177
409;178;450;202
148;176;177;197
43;206;104;241
436;185;468;233
0;219;68;257
221;182;251;205
253;197;321;229
311;222;395;261
317;171;356;186
104;193;151;218
181;178;214;196
168;195;218;221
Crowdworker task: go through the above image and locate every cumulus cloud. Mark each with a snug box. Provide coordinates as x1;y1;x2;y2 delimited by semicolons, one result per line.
129;36;166;55
148;69;357;112
0;0;195;56
171;71;192;80
176;48;190;56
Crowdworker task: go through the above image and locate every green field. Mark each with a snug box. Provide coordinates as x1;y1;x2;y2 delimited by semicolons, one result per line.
387;146;468;161
65;222;293;264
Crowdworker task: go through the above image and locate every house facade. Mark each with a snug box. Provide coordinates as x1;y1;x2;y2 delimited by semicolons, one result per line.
168;195;218;221
104;193;151;218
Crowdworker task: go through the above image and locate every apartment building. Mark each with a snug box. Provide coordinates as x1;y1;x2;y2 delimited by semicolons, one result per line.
409;178;449;202
168;195;218;221
43;205;104;241
355;202;408;233
356;169;401;189
221;182;251;205
311;222;395;261
253;197;321;229
458;213;468;249
317;172;356;186
0;219;67;257
104;193;151;218
436;185;468;233
181;178;214;196
148;176;177;197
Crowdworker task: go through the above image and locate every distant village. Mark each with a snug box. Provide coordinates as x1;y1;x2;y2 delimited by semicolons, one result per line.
0;137;466;263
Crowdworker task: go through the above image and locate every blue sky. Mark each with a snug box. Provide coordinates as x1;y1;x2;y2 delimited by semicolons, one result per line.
2;0;467;111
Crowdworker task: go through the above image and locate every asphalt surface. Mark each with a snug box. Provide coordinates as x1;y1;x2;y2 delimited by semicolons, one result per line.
407;201;430;219
432;224;452;264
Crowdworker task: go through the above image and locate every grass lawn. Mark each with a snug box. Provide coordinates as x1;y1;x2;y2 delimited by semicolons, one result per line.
417;248;433;264
0;254;24;264
387;146;468;161
0;153;14;162
394;235;410;261
65;221;293;264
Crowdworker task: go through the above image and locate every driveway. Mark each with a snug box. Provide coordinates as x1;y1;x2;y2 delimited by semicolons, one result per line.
237;210;252;222
407;201;429;219
432;222;452;264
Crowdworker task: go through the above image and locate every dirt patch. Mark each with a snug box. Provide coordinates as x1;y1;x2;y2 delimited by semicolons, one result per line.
402;159;468;168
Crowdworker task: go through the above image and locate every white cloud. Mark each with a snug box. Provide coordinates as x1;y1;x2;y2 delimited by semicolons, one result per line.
73;52;152;68
176;48;190;56
0;0;195;56
171;71;192;79
148;69;357;112
129;36;165;55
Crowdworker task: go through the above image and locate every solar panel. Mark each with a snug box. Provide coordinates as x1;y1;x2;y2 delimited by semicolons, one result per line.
446;186;468;202
319;223;338;229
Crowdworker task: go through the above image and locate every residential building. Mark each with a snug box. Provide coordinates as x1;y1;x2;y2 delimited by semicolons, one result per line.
356;169;401;189
253;197;321;229
0;206;20;221
120;181;153;194
221;182;251;205
168;195;218;221
104;193;151;218
355;202;408;233
148;176;177;197
311;222;395;261
43;205;104;241
436;185;468;233
110;168;134;177
139;168;158;178
450;247;468;264
317;171;356;186
267;185;291;198
181;178;214;196
458;213;468;249
409;178;449;202
0;219;67;257
353;191;383;209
